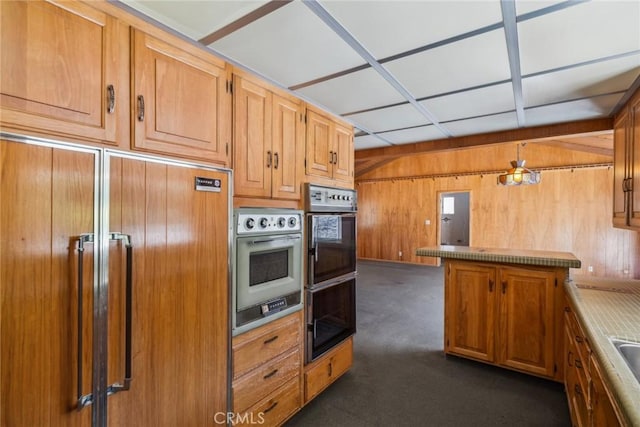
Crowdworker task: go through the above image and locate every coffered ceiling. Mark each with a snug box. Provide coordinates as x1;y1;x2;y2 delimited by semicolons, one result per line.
118;0;640;160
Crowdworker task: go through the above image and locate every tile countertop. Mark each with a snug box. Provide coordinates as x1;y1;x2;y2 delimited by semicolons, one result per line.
565;275;640;426
415;245;582;268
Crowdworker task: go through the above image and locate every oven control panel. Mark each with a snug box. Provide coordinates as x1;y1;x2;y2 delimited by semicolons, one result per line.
305;183;357;212
234;208;303;235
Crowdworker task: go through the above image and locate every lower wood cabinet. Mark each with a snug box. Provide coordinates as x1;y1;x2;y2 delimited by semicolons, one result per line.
232;311;303;426
304;337;353;403
445;260;565;380
564;301;622;427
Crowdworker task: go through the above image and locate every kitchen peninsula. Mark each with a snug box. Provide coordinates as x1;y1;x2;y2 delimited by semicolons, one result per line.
416;245;580;381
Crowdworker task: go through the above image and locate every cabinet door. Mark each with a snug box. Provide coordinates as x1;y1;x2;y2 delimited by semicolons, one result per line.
630;98;640;228
106;158;228;426
0;1;128;145
272;93;304;200
233;74;273;198
305;337;352;402
1;139;95;426
445;262;496;362
132;30;230;164
613;110;630;227
591;354;622;427
332;122;354;183
305;110;333;179
497;267;556;377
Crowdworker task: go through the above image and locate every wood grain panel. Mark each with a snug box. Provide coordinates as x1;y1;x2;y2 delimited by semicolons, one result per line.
1;140;94;426
357;165;640;278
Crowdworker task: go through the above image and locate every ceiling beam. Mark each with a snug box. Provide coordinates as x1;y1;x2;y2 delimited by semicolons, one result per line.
355;117;613;162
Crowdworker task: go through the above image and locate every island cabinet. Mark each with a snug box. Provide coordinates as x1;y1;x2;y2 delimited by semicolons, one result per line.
232;311;303;427
232;72;305;201
0;0;129;146
613;87;640;230
131;29;231;166
304;337;353;403
445;260;562;380
305;107;354;187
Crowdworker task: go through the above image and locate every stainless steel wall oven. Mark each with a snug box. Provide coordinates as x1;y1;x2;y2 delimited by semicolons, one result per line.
305;184;357;362
233;208;304;335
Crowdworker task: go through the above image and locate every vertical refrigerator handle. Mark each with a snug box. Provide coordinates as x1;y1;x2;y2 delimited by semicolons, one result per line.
107;232;134;397
76;234;95;410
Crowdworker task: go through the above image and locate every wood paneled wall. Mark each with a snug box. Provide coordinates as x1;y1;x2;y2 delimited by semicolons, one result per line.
356;145;640;279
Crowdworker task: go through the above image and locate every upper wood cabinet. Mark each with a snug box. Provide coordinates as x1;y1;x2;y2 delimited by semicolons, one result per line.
305;108;354;186
445;260;561;380
0;0;129;145
131;29;231;165
613;90;640;229
233;73;304;200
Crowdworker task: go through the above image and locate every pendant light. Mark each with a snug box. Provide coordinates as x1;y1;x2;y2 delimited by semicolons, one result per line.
497;143;541;186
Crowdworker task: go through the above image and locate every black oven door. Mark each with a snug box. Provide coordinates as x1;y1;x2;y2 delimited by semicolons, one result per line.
308;213;356;286
306;277;356;362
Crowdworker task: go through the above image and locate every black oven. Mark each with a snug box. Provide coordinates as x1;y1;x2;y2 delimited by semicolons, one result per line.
305;184;357;362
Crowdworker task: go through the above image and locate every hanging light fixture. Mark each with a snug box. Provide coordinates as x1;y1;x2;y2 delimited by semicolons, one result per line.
497;143;541;186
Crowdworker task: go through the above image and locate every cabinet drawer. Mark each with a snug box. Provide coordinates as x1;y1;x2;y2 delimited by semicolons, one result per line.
233;349;301;413
565;309;590;363
233;314;301;379
234;377;301;427
305;337;353;402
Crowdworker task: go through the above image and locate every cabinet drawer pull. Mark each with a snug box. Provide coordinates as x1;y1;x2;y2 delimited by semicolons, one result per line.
575;336;583;344
263;335;279;345
574;384;582;396
328;361;333;377
263;401;278;414
488;279;494;292
263;369;278;380
501;281;507;294
575;359;583;369
137;95;145;122
567;351;573;367
106;84;115;114
274;152;279;169
266;151;272;168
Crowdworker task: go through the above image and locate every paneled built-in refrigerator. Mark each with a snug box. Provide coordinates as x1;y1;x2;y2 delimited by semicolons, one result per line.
1;134;230;426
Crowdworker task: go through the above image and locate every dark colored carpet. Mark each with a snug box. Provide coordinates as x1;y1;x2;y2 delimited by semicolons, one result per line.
286;260;570;427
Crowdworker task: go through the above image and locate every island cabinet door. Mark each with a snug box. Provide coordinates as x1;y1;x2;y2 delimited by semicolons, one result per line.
445;261;497;362
496;267;556;377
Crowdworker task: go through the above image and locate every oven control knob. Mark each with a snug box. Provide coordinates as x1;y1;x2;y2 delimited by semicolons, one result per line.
277;217;286;228
288;217;297;228
245;218;255;230
259;217;269;228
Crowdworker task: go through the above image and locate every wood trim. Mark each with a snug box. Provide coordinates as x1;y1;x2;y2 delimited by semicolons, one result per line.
355;118;614;162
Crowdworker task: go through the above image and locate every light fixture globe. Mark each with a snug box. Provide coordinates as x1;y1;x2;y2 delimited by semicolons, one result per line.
497;145;541;186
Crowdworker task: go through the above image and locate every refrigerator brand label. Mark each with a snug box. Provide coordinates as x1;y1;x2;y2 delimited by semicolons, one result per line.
195;177;221;193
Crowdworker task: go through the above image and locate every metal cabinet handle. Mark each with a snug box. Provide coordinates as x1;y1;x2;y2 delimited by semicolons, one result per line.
263;369;278;380
329;150;335;164
333;152;338;165
575;336;583;344
106;85;115;114
137;95;145;122
274;152;279;169
76;233;95;410
501;281;507;294
107;233;133;397
328;360;333;377
489;279;494;292
263;401;278;414
263;335;279;345
575;359;583;369
266;150;272;168
567;351;574;367
574;384;582;396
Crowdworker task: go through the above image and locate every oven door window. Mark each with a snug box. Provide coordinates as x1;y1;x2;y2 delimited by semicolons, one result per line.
236;235;302;311
309;214;356;285
308;278;356;362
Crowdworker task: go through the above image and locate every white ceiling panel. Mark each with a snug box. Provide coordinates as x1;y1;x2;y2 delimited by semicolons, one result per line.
379;125;447;145
354;134;392;150
514;1;566;16
210;2;364;87
523;53;640;108
421;82;515;123
384;29;511;98
319;0;503;60
524;93;624;127
347;104;429;133
445;112;519;137
297;67;407;115
122;0;268;40
518;1;640;75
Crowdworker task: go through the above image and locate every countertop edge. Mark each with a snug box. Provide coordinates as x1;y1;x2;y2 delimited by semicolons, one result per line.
564;281;640;426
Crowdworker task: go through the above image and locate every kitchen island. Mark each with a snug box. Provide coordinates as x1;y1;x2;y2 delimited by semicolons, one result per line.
416;245;581;381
